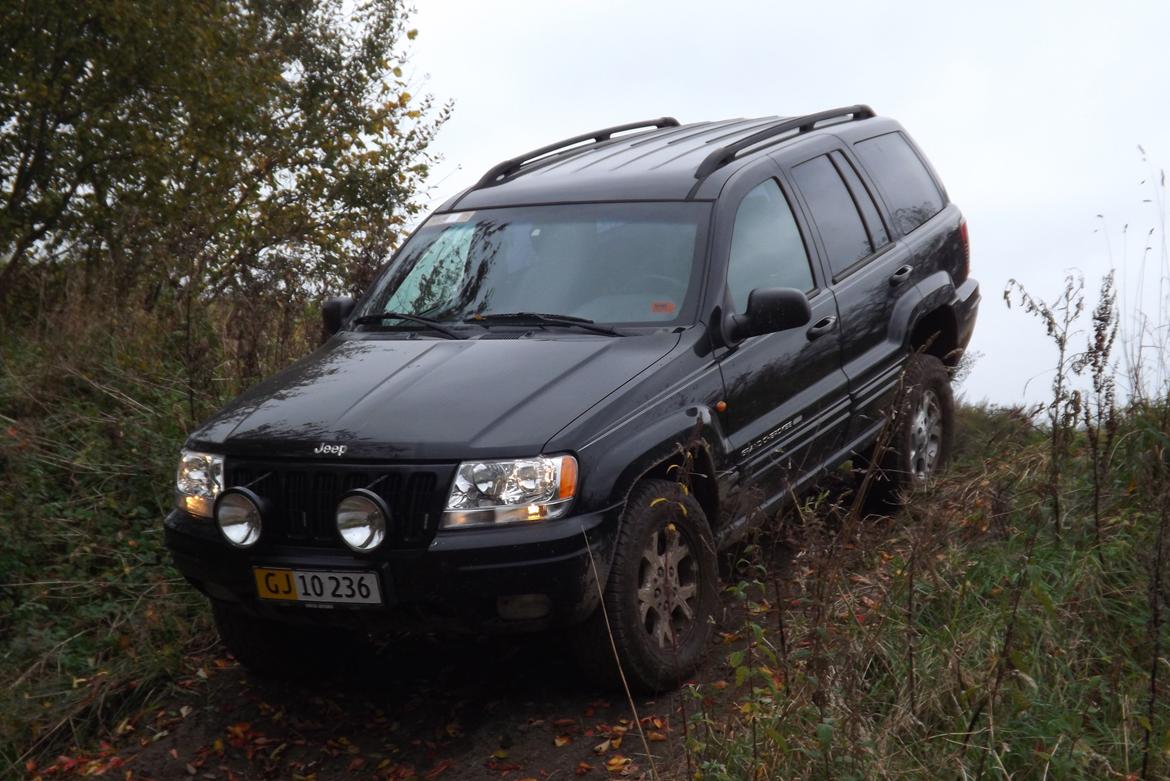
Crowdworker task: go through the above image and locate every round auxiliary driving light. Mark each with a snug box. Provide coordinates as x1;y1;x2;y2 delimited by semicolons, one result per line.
214;487;265;548
336;489;389;552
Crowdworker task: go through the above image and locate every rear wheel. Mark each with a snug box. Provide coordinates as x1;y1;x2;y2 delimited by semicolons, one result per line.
865;353;955;508
211;600;359;678
572;479;719;692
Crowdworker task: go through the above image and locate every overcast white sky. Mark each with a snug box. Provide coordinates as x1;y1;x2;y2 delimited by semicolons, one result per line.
407;0;1170;405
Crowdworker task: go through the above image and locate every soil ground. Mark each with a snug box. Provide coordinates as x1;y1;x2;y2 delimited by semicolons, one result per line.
32;544;794;781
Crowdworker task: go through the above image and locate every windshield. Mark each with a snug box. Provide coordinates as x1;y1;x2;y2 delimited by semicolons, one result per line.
358;202;710;327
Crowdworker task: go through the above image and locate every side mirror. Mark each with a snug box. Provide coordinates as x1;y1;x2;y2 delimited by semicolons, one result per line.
322;296;357;340
724;288;811;343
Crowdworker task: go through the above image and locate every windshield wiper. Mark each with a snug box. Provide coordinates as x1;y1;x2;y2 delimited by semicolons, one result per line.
464;312;624;336
352;311;466;340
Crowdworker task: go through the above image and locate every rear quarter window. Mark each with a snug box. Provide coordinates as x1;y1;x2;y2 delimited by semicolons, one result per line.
853;132;945;236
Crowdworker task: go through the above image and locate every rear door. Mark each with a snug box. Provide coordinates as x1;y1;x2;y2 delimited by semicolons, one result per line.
713;171;850;515
781;142;917;440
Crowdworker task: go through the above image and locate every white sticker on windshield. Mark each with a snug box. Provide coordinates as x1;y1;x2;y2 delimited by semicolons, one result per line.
438;211;475;224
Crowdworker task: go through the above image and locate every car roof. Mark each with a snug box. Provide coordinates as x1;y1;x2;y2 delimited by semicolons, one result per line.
439;107;898;211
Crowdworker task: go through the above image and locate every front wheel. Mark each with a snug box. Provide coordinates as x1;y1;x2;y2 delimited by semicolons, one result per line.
571;479;719;692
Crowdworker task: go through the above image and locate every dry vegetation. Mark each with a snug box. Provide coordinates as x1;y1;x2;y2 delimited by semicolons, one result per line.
670;249;1170;777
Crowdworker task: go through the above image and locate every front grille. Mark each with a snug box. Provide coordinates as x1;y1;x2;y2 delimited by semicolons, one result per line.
224;459;455;549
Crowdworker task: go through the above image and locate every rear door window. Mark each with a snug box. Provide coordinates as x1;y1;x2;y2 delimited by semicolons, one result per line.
830;151;890;249
853;131;945;235
790;155;872;277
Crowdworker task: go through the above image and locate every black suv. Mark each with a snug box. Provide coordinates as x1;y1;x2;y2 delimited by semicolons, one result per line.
166;105;979;690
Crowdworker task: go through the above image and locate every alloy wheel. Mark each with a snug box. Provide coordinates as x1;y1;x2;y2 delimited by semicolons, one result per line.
636;524;699;650
909;388;943;481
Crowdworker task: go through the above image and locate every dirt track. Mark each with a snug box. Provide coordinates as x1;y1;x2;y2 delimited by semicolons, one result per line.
27;525;803;781
117;621;746;780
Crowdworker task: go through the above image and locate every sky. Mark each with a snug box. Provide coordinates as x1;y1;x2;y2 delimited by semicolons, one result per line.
406;0;1170;405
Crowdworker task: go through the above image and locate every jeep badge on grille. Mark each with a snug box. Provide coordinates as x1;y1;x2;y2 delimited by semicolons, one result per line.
314;443;347;456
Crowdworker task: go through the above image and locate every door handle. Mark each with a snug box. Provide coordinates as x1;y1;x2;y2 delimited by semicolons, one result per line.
806;315;837;340
889;264;914;286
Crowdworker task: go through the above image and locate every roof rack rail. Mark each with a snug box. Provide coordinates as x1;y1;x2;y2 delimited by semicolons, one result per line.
692;105;874;180
475;117;681;188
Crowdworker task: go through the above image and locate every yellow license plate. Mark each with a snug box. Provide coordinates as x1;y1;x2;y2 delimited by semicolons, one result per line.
253;567;382;605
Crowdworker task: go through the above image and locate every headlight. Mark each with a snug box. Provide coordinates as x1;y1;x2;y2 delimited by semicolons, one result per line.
176;450;224;518
441;454;577;529
214;487;264;548
336;489;389;551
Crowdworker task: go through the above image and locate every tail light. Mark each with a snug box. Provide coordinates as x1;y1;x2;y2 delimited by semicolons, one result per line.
958;218;970;282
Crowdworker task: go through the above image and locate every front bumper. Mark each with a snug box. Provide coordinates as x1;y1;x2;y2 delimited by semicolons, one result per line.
164;505;620;633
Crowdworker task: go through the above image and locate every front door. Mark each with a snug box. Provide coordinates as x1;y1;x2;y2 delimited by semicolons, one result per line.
714;174;850;517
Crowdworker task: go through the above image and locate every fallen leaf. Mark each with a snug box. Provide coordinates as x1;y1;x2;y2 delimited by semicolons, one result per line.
606;755;630;773
424;759;454;779
555;734;573;747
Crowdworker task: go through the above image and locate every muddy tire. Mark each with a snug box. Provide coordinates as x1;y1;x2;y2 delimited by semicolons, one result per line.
571;479;719;692
211;600;356;678
866;353;955;508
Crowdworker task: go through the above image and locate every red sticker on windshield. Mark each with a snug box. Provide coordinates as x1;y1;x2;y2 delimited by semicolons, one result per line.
651;301;676;314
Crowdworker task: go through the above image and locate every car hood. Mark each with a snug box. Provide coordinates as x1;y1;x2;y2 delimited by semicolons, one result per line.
187;331;682;461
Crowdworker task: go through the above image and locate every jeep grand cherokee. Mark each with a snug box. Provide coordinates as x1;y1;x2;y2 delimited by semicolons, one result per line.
165;106;979;691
